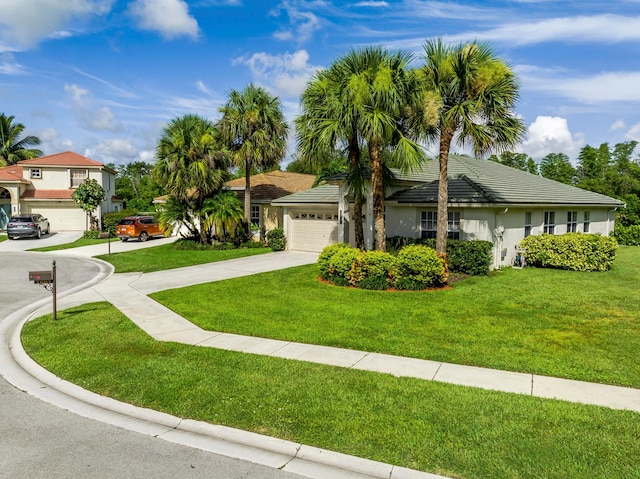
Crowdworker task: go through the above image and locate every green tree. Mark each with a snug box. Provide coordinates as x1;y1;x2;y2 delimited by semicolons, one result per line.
539;152;576;185
202;190;244;241
218;84;288;231
422;39;526;255
489;151;536;174
0;113;42;166
114;161;166;211
71;179;105;231
576;143;610;194
296;67;368;248
334;46;428;251
153;114;230;244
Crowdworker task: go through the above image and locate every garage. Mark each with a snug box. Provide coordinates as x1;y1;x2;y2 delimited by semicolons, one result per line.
28;203;87;231
290;210;339;252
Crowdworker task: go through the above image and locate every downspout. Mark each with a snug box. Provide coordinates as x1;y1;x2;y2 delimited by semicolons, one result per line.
493;208;508;269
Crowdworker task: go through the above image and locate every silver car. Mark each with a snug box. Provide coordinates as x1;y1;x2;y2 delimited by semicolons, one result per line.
6;214;50;240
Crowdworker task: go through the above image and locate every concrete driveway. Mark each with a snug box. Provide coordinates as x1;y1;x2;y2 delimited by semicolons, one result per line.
0;231;83;252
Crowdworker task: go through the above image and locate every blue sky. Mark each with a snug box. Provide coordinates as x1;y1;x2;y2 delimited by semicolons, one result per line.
1;0;639;167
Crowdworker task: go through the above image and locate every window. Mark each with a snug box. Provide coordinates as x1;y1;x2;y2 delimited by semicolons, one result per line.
70;169;88;188
421;211;460;239
583;211;590;233
567;211;577;232
250;205;260;226
544;211;555;234
524;212;532;237
30;168;41;179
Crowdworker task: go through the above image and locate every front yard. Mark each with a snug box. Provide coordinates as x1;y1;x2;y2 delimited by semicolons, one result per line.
151;246;640;388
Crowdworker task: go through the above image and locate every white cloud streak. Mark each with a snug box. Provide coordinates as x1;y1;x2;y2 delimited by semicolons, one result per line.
128;0;199;40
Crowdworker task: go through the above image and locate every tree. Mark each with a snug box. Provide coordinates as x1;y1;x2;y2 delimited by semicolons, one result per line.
489;151;537;174
539;152;576;185
0;113;42;166
72;179;105;230
113;161;166;211
422;39;526;255
202;190;244;241
218;84;288;231
332;47;428;251
153;114;230;244
296;68;368;248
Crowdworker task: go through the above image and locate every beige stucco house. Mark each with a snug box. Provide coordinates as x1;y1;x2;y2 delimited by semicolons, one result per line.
0;151;121;231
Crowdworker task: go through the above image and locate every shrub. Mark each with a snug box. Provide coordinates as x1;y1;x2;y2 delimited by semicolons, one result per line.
266;228;286;251
613;224;640;246
347;250;397;288
318;243;354;279
519;233;618;272
82;230;101;239
328;248;361;285
394;245;447;289
240;241;267;249
386;236;416;254
173;239;214;251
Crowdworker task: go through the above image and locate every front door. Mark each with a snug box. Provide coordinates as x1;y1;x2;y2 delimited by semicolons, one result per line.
0;188;10;230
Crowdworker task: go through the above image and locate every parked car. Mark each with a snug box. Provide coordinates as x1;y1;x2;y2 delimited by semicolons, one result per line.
116;216;164;242
6;214;50;240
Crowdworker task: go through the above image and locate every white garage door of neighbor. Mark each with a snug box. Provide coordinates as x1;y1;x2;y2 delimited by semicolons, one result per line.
291;211;338;252
29;205;87;231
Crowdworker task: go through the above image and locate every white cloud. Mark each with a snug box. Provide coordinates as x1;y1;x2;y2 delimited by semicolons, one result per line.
65;83;123;132
94;138;139;160
37;127;75;155
445;14;640;46
521;116;584;160
128;0;199;40
233;49;320;99
0;53;26;75
271;1;321;44
610;119;626;131
0;0;113;52
625;123;640;142
196;80;211;95
352;1;389;7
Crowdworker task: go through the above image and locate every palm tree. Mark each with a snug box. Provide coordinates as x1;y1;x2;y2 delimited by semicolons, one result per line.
333;47;428;251
422;39;526;255
296;68;367;249
0;113;43;166
153;114;230;244
218;84;288;231
202;190;244;242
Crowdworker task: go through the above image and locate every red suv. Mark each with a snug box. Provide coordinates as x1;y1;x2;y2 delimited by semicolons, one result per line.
116;216;164;242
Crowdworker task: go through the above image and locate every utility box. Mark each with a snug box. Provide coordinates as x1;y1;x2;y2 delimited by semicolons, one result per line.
29;270;53;284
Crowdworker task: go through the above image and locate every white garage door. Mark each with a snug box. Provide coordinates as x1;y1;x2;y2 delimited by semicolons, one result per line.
29;204;87;231
290;211;339;252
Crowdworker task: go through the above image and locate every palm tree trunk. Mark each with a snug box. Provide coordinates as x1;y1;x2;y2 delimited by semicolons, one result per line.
244;158;251;232
370;143;386;251
436;130;453;255
348;135;365;250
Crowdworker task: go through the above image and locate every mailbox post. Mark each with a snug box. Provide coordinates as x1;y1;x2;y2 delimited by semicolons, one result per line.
29;261;57;320
99;231;111;255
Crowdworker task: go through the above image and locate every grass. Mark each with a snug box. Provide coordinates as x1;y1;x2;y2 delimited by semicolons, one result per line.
30;237;118;252
21;302;640;479
0;234;7;243
151;246;640;388
96;242;273;273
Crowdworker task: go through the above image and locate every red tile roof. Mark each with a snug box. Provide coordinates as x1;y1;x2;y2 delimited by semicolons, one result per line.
21;189;74;200
18;151;105;168
0;165;27;183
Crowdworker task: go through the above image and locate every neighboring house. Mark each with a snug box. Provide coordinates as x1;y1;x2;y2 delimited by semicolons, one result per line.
0;151;122;231
272;155;625;267
224;171;315;235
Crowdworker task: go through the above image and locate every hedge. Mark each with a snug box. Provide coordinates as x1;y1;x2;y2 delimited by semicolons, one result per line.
518;233;617;272
612;224;640;246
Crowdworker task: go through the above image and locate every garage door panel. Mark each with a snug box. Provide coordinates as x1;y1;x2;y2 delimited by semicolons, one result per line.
28;204;86;231
290;210;338;252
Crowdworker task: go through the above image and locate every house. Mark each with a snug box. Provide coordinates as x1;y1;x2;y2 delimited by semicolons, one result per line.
223;171;315;234
0;151;122;231
272;155;625;267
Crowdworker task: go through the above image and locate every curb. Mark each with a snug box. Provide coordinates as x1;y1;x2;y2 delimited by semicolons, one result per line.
1;257;449;479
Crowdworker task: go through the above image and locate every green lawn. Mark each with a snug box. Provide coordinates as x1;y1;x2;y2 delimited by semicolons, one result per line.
151;246;640;388
21;303;640;479
96;243;273;273
0;234;7;243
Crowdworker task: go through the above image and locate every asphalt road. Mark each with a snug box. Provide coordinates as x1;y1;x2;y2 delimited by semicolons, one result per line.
0;251;303;479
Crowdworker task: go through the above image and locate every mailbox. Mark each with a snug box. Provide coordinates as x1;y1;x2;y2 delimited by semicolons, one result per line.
99;232;110;239
29;270;53;284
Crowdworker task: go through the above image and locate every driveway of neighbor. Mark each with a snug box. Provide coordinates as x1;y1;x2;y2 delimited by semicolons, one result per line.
0;231;83;252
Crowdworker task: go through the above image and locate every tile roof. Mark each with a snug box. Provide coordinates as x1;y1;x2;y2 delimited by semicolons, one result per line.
21;189;74;200
18;151;106;169
225;171;315;202
272;184;340;204
0;165;28;183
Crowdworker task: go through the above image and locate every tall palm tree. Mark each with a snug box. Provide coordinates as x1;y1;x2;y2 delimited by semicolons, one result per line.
423;39;526;255
296;68;367;249
153;114;230;244
0;113;43;166
218;84;288;230
333;46;428;251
